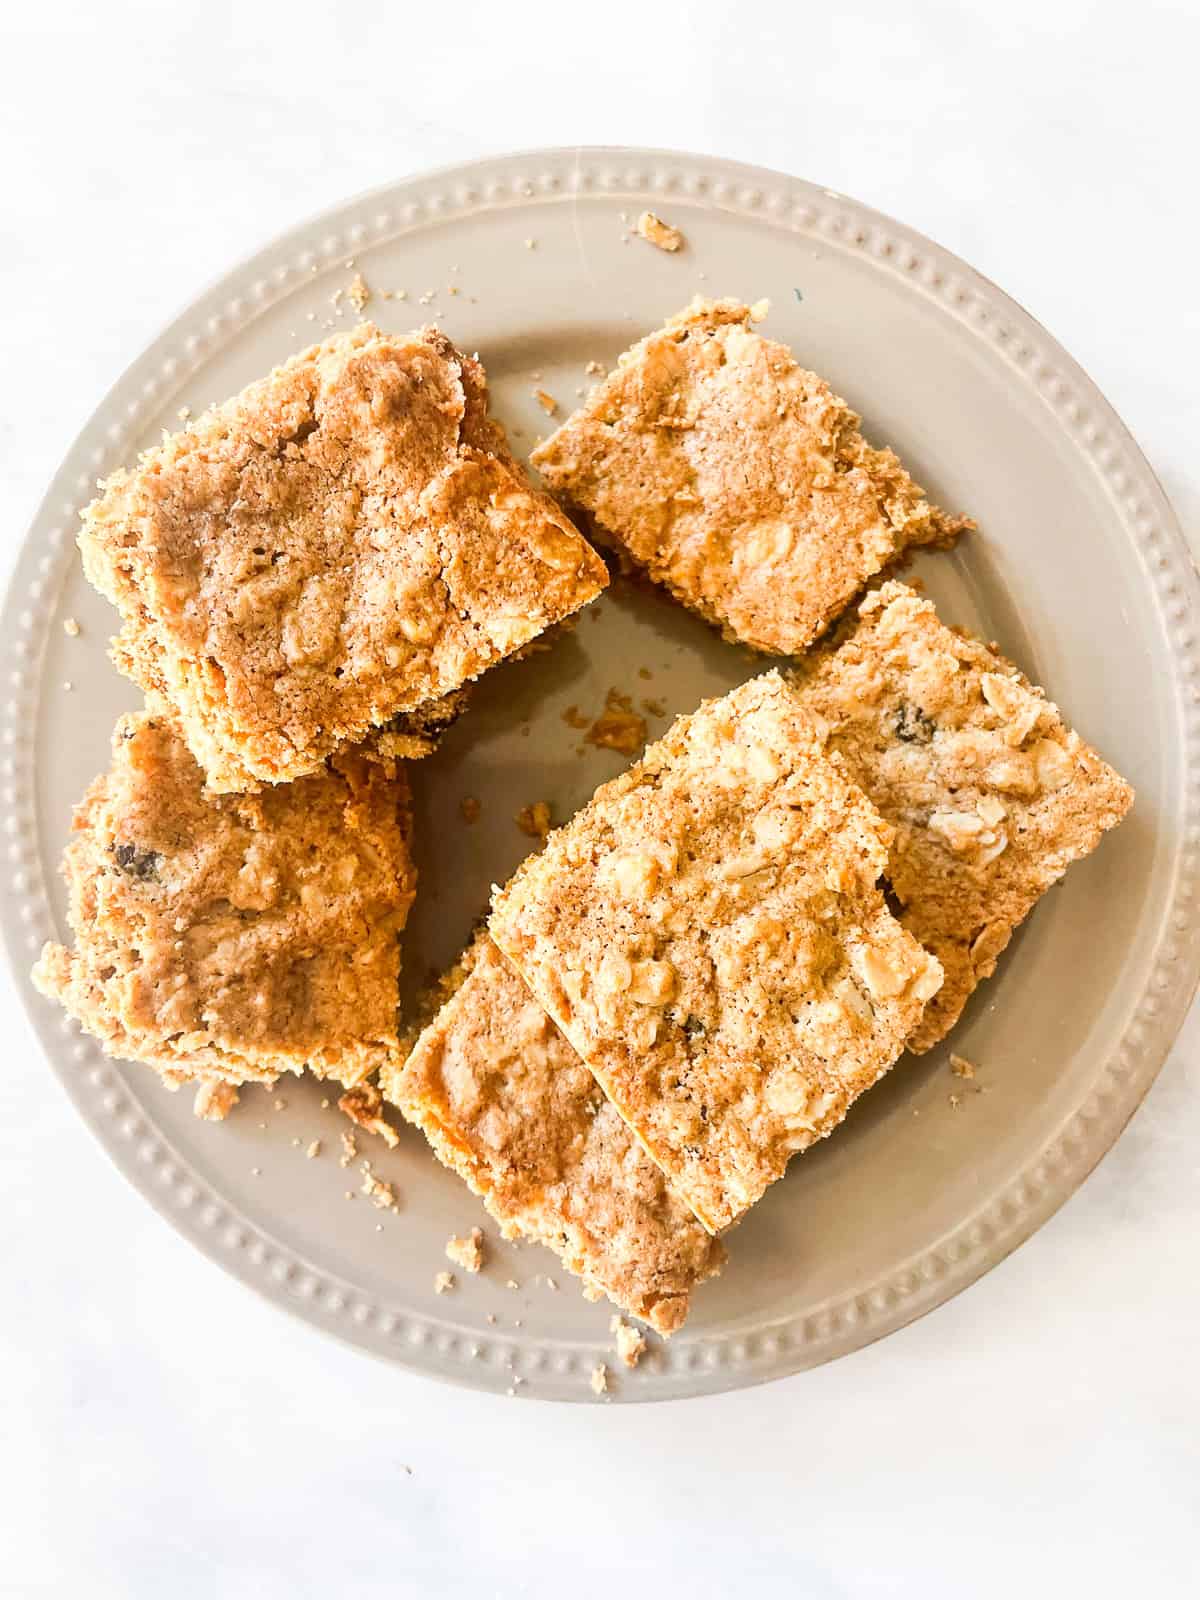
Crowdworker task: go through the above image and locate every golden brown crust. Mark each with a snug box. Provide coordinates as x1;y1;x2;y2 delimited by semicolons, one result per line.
489;673;942;1232
788;583;1134;1050
83;324;607;792
32;705;415;1088
383;936;724;1334
531;298;968;656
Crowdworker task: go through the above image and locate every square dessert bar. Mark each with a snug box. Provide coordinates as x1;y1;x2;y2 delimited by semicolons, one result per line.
531;297;968;656
33;705;416;1098
384;936;724;1334
82;323;608;792
788;582;1135;1051
489;672;943;1233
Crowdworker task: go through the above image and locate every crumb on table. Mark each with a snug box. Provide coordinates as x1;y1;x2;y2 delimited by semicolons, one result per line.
590;1364;609;1395
434;1270;455;1294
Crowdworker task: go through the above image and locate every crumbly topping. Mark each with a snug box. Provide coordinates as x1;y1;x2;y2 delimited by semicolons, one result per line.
635;212;685;252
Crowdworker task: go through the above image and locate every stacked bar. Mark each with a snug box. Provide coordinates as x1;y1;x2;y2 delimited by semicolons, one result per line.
384;935;725;1335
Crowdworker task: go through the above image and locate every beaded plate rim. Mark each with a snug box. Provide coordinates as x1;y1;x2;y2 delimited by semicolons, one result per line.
4;145;1197;1402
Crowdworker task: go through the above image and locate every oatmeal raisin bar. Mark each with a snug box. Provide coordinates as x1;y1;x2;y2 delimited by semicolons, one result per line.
489;672;943;1233
531;298;967;656
788;581;1134;1051
82;324;608;792
384;936;724;1333
33;705;416;1093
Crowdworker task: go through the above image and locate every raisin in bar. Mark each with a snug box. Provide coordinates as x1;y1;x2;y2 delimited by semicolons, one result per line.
383;936;724;1334
531;297;968;656
489;672;943;1233
82;323;608;792
788;581;1134;1051
33;704;416;1100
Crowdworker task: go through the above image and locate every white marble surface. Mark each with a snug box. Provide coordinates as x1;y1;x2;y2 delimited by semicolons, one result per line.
2;2;1198;1595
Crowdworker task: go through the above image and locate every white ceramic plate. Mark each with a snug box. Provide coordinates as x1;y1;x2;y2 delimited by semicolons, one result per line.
6;148;1198;1402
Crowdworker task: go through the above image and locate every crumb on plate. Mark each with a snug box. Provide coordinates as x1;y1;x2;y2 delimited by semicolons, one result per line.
636;211;685;252
515;801;552;840
193;1081;239;1121
339;1080;400;1147
610;1315;647;1369
445;1226;485;1273
585;688;647;755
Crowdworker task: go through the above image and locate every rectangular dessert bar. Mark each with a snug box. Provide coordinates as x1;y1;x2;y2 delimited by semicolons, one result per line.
489;672;943;1233
788;581;1135;1050
33;704;416;1098
383;935;724;1334
82;323;608;792
531;297;968;656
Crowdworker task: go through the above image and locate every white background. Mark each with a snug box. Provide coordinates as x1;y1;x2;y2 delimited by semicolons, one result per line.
2;2;1198;1595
